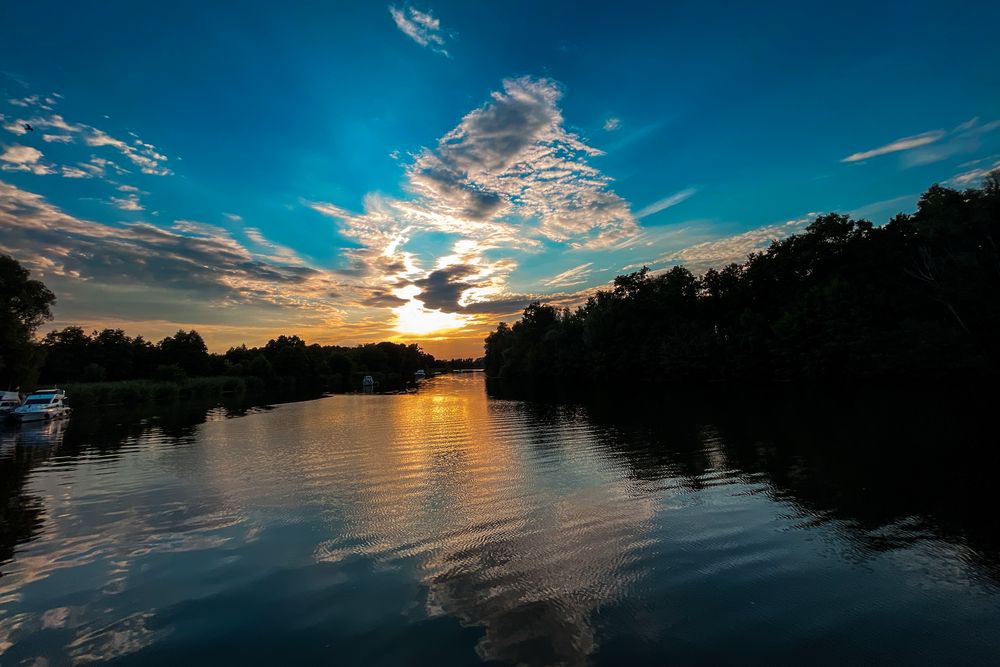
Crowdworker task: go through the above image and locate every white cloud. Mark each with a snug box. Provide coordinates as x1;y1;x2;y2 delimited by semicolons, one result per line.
635;187;697;220
0;144;53;175
651;214;818;274
111;193;144;211
603;117;621;132
841;131;945;163
842;117;1000;166
7;95;39;108
2;111;171;176
60;166;90;179
309;77;640;330
542;262;593;287
947;157;1000;186
903;118;1000;167
389;5;449;55
224;212;243;222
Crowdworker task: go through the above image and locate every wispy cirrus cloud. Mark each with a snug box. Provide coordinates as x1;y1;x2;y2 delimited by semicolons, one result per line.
841;131;945;163
947;156;1000;186
629;214;818;275
389;5;450;56
542;262;593;288
635;187;697;220
842;117;1000;166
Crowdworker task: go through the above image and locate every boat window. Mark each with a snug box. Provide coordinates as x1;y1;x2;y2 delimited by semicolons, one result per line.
25;398;53;405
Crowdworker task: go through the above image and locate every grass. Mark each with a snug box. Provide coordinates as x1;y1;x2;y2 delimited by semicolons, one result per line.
63;376;250;410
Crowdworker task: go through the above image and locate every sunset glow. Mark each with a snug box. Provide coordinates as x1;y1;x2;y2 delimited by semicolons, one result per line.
0;2;997;358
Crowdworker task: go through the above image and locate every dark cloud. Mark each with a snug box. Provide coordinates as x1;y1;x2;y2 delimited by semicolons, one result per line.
411;264;479;311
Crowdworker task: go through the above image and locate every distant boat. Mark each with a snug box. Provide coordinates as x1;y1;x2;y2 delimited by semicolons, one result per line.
0;390;23;419
414;370;426;381
362;375;375;393
11;388;71;422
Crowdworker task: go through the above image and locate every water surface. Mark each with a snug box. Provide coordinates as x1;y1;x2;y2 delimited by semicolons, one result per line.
1;375;998;665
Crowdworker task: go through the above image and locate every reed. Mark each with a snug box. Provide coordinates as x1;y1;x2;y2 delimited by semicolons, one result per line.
63;376;248;409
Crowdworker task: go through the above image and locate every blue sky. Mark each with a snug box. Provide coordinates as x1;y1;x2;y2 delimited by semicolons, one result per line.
2;0;999;356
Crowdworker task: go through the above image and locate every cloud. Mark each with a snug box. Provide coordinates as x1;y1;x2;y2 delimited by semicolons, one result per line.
224;212;243;222
405;76;638;247
111;193;144;211
60;166;90;179
842;118;999;166
947;157;1000;186
634;187;697;220
389;5;449;55
2;110;171;176
848;194;918;220
650;214;818;274
411;264;479;311
8;95;39;108
542;262;593;287
603;117;621;131
0;180;349;323
82;156;130;177
0;144;53;175
841;130;945;163
85;129;171;175
903;118;1000;167
309;77;641;333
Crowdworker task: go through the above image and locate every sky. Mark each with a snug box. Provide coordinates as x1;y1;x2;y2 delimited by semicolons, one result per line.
1;0;999;358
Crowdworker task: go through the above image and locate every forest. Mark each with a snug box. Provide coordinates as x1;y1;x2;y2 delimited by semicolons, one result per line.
485;174;1000;387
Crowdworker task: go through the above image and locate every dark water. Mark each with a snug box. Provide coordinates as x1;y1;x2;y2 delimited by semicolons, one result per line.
1;375;998;665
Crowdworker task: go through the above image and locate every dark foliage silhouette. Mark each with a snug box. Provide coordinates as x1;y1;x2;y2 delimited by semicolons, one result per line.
485;175;1000;386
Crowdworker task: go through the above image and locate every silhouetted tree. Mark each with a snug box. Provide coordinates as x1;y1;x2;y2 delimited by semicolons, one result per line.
485;173;1000;388
158;330;210;376
0;255;55;388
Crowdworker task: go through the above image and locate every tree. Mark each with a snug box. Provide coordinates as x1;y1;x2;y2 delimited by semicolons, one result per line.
0;256;55;388
483;173;1000;390
158;330;209;376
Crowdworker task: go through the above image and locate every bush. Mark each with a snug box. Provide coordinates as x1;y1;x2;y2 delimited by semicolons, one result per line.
81;363;107;383
154;364;187;383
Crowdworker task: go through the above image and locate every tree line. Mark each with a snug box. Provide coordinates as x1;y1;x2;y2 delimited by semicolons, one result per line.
485;174;1000;387
0;257;440;393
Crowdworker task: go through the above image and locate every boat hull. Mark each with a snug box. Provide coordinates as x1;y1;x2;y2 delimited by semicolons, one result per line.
13;410;69;422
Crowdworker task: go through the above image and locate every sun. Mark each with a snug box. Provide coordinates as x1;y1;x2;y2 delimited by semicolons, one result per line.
391;286;472;336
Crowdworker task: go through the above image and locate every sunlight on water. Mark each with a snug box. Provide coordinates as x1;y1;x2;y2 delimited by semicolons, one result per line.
0;375;998;665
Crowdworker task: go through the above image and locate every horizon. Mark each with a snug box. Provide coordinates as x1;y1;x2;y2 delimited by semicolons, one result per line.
2;0;999;357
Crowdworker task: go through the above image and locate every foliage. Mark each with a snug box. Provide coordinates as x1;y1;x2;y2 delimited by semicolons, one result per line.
36;327;437;396
0;255;55;388
485;174;1000;386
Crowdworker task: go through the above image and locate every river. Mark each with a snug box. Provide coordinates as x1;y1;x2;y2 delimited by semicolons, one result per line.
1;374;998;665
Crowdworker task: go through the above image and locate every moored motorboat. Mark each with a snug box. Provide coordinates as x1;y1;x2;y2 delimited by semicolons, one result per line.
0;390;23;419
11;388;72;422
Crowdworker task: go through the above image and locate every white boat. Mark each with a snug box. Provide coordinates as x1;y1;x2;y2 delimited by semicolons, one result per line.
12;388;71;422
414;370;426;381
0;390;23;419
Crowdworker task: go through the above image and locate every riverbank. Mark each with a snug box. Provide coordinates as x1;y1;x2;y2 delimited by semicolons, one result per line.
56;370;439;412
62;376;254;409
